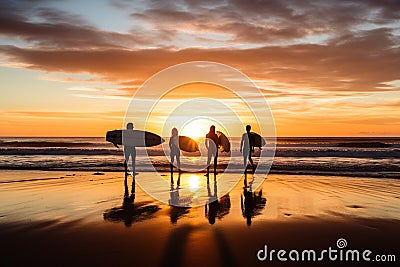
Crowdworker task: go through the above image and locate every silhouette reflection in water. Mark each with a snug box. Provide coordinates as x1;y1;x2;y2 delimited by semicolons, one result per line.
241;174;267;226
168;182;191;224
124;171;135;199
204;179;231;224
104;175;160;227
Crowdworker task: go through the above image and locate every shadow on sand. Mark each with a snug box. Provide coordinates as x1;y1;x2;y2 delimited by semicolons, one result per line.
103;197;161;227
103;173;160;227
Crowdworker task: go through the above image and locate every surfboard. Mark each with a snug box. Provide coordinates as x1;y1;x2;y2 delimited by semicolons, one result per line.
216;131;230;152
106;129;164;148
179;136;199;152
251;132;266;149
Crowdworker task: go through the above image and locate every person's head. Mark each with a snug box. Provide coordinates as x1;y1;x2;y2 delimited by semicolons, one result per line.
246;125;251;132
171;127;178;136
126;122;134;130
210;125;215;133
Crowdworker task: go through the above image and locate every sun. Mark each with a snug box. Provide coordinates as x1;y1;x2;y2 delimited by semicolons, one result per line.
180;118;214;140
182;124;205;139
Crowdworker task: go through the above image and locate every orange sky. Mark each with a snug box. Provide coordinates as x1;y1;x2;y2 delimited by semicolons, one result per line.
0;0;399;137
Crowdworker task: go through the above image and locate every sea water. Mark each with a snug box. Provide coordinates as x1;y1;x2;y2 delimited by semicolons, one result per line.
0;137;399;178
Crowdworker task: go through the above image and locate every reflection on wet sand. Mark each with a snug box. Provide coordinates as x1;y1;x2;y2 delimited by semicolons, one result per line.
205;179;231;224
168;182;193;207
124;171;135;198
241;174;267;226
168;180;191;223
104;174;160;227
169;206;190;224
161;178;234;267
103;199;161;227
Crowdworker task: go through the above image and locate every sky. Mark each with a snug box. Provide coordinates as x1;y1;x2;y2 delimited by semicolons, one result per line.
0;0;399;137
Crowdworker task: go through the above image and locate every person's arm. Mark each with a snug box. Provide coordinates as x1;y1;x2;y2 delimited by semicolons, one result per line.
205;136;209;149
169;137;172;149
240;134;244;153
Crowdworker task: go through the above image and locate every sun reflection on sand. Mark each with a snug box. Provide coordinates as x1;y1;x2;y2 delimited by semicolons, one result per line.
188;174;200;192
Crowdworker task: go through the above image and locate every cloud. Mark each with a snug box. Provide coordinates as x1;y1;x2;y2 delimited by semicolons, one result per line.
1;25;399;94
129;0;400;46
0;13;150;49
0;1;399;115
3;110;124;119
2;0;399;50
1;0;398;136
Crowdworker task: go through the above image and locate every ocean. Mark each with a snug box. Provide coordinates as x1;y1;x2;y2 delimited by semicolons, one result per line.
0;137;399;179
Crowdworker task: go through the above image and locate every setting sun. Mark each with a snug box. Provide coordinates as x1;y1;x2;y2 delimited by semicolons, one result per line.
180;118;226;140
182;124;204;139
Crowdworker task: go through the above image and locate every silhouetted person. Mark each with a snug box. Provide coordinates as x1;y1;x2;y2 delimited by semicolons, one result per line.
123;122;136;174
205;125;220;178
169;127;181;185
240;125;255;174
123;122;136;195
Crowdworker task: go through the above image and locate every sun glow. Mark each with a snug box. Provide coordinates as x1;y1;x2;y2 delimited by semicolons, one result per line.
181;123;207;139
188;174;200;192
180;117;224;140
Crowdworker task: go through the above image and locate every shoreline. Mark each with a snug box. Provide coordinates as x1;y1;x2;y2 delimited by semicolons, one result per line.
0;168;398;179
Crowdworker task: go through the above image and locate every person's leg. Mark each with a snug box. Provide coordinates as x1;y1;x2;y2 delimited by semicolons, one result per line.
130;148;136;194
248;152;255;173
124;149;130;174
176;152;181;183
124;148;131;196
131;147;136;175
243;155;247;173
214;151;218;177
206;150;212;177
170;153;175;183
124;160;128;174
176;152;181;171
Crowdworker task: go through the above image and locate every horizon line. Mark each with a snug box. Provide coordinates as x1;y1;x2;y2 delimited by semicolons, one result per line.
1;135;399;138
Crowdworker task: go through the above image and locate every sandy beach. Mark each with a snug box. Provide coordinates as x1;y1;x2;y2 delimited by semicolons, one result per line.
0;170;398;266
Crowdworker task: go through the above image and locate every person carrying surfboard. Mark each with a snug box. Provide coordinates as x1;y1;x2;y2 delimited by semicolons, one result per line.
169;127;181;184
206;125;221;178
240;125;255;174
122;122;137;176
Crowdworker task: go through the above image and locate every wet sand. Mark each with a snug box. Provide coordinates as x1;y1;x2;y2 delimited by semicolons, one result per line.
0;170;399;266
